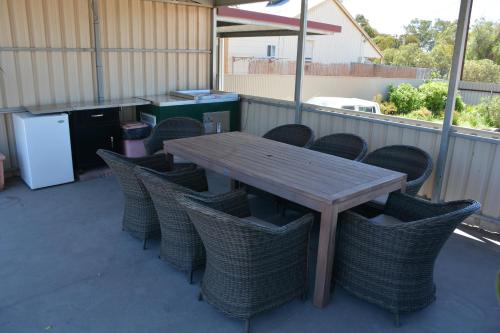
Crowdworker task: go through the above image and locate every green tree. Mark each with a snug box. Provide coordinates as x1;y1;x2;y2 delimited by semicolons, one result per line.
355;14;378;38
462;59;500;83
430;42;453;77
382;43;434;68
466;19;500;64
404;19;435;50
373;34;399;50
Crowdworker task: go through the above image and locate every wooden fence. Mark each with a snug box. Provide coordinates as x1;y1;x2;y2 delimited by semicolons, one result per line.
245;60;432;79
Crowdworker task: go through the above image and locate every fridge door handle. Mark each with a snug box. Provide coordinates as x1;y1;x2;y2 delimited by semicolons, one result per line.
90;114;104;118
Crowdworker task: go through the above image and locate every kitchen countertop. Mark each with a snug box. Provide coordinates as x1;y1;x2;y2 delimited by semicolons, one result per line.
137;91;239;107
25;98;151;115
137;95;197;107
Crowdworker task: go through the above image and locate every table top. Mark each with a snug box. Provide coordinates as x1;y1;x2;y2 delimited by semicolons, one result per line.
164;132;406;211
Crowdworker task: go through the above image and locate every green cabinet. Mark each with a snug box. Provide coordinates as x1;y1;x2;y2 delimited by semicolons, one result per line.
137;101;241;132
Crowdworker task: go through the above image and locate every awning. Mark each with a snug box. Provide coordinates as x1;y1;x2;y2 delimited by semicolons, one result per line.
217;7;342;38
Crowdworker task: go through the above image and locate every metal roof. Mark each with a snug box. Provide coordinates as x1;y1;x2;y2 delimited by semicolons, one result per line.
217;7;342;38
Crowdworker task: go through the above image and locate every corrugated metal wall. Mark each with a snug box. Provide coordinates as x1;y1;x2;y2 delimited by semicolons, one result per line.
0;0;95;108
0;0;212;172
99;0;211;99
240;95;500;232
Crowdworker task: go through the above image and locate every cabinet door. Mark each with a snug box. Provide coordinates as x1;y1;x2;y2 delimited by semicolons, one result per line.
72;127;122;170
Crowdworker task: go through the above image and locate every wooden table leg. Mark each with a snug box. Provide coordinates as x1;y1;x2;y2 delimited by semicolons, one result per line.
313;205;339;308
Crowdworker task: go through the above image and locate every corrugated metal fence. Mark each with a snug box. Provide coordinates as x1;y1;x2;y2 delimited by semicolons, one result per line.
458;81;500;105
240;94;500;232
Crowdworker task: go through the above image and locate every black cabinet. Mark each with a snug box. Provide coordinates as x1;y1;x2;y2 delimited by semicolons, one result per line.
69;108;122;172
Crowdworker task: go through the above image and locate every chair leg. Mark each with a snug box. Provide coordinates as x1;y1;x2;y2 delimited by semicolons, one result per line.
142;238;147;250
188;270;193;284
243;319;250;333
198;291;203;301
393;312;400;327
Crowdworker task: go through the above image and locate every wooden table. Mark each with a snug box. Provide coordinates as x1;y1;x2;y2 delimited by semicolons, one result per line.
164;131;406;308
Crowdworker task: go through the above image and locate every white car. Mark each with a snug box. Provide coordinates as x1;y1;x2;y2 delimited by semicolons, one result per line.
306;97;381;114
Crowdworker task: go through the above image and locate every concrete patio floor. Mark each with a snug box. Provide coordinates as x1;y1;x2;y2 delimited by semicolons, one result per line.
1;173;499;333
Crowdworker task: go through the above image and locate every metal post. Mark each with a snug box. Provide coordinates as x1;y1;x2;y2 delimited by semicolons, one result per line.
210;8;218;90
218;38;225;90
91;0;104;102
432;0;473;202
293;0;308;124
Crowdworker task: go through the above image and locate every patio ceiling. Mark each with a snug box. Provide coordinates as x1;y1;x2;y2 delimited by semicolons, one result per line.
216;7;341;38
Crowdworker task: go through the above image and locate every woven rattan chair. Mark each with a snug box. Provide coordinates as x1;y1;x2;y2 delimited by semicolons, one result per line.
177;194;313;333
361;145;433;196
263;124;314;148
135;166;250;283
334;193;480;326
97;149;183;249
144;117;204;155
310;133;368;161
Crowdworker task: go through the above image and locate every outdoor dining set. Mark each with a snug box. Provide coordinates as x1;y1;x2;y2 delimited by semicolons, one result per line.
97;117;480;333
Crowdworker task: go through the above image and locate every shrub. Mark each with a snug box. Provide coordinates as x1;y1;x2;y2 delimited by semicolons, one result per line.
418;81;465;115
476;96;500;128
380;101;398;115
389;83;423;113
453;105;491;129
406;108;434;121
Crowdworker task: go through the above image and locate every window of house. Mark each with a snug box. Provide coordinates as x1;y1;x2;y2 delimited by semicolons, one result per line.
266;45;276;58
305;40;314;62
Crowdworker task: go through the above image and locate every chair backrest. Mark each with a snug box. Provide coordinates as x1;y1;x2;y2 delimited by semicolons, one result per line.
134;166;208;230
177;195;276;254
310;133;368;161
263;124;314;148
96;149;149;198
144;117;204;155
362;145;433;194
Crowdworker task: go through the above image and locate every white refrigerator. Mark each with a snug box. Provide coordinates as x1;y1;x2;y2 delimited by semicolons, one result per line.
13;112;74;189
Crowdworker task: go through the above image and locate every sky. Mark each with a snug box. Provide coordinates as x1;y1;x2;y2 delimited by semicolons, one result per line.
239;0;500;35
341;0;500;35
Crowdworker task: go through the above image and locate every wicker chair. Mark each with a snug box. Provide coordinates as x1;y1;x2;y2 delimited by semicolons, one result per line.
310;133;368;161
361;145;433;196
263;124;314;148
334;193;480;326
144;117;204;155
177;194;313;333
135;166;249;283
97;149;182;249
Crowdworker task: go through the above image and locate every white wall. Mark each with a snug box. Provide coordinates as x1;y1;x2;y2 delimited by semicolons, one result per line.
226;0;381;73
224;74;424;101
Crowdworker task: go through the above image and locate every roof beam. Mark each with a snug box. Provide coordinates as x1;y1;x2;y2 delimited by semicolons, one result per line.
214;0;266;6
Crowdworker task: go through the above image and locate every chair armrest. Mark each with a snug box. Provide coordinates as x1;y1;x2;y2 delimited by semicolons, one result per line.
189;188;251;218
384;192;480;222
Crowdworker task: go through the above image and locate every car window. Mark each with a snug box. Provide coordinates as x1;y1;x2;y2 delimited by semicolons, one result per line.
359;106;374;113
341;105;355;110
